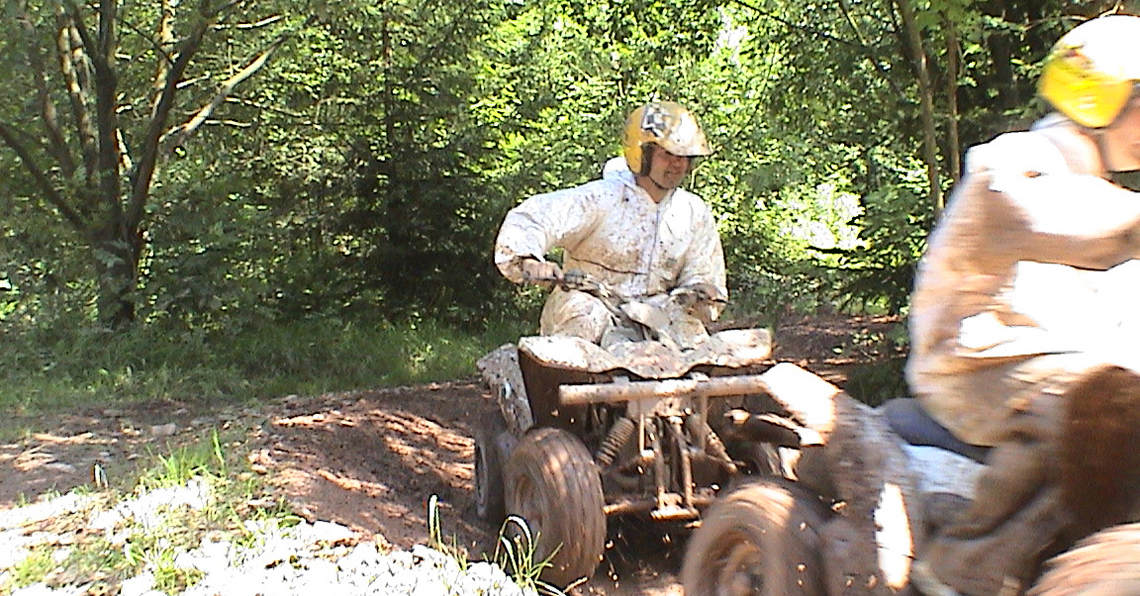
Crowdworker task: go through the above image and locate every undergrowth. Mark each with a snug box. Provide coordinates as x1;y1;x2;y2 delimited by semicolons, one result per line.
427;494;567;596
0;315;525;422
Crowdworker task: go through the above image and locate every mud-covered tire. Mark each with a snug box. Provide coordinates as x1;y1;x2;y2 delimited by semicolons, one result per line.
682;479;828;596
504;427;606;588
1028;522;1140;596
474;410;508;522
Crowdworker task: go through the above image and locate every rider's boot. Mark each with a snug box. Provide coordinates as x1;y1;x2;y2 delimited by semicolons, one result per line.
914;392;1067;596
916;485;1067;596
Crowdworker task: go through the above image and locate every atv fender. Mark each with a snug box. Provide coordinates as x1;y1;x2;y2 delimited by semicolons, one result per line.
476;344;534;436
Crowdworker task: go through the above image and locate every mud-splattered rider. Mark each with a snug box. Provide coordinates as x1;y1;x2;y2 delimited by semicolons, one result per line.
493;101;727;344
906;14;1140;596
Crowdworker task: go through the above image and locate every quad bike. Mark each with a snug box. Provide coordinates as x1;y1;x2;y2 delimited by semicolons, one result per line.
474;271;777;587
679;361;1140;596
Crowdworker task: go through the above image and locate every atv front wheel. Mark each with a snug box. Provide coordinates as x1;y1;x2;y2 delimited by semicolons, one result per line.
504;426;606;588
1028;522;1140;596
474;409;509;522
682;479;828;596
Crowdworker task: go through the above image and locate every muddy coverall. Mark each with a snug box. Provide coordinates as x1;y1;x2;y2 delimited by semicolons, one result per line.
494;168;726;343
906;115;1140;595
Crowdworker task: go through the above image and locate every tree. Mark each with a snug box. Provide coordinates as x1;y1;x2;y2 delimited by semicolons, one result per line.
1;0;286;328
705;0;1101;310
3;0;1126;334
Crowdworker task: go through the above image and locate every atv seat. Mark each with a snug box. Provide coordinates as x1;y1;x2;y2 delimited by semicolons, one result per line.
882;397;990;463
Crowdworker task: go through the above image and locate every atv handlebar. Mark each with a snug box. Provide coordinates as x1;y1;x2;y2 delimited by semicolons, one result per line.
552;270;725;309
557;270;626;301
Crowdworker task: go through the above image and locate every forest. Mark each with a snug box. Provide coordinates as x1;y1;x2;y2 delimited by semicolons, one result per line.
2;0;1136;405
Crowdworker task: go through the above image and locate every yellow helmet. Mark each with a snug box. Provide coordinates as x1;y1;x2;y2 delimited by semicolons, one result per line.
621;101;712;175
1039;15;1140;128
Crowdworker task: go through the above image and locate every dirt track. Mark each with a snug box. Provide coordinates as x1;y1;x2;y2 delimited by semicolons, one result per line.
253;381;687;595
0;314;902;596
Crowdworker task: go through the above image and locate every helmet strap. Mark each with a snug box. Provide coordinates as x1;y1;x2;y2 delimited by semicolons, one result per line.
637;144;655;176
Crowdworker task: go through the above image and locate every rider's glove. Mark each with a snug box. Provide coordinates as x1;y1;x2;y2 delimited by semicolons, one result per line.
669;283;727;323
670;283;727;308
519;257;564;286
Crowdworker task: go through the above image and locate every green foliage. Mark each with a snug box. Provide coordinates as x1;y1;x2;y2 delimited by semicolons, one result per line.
0;0;295;328
845;356;910;407
829;183;933;313
0;0;1120;361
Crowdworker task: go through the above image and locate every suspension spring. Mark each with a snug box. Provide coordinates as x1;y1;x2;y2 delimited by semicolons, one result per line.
595;416;636;467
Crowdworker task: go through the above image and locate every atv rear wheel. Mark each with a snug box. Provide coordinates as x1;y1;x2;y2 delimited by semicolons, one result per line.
504;426;606;588
474;409;509;522
1028;522;1140;596
682;479;828;596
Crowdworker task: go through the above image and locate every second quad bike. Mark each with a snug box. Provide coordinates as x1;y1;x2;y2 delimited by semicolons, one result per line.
475;271;777;587
680;361;1140;596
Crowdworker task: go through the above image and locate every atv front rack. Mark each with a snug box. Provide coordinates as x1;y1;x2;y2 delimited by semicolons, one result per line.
560;372;771;405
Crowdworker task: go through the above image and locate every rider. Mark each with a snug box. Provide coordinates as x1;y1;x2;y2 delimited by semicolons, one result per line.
493;100;728;344
906;14;1140;596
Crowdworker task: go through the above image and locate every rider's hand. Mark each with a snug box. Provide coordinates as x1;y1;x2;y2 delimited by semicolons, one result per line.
669;283;726;324
520;257;563;286
671;283;726;308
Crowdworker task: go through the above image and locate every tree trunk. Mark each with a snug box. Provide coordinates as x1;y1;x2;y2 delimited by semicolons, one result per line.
894;0;944;214
944;13;962;186
91;222;142;329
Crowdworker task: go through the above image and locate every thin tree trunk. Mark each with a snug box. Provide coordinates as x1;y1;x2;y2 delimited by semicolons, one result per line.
92;226;142;330
894;0;944;214
77;0;140;327
944;13;962;189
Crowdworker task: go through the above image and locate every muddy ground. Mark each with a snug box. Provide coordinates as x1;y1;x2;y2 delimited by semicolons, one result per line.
0;313;902;595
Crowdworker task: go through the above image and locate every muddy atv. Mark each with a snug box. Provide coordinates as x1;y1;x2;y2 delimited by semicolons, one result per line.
679;362;1140;596
475;272;776;587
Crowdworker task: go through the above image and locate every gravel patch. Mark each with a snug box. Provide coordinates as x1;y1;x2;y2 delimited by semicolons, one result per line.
1;486;536;596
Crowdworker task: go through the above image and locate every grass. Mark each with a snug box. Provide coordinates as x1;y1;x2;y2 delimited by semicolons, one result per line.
140;430;227;491
491;515;570;596
2;414;329;594
7;548;55;588
0;315;521;433
427;494;568;596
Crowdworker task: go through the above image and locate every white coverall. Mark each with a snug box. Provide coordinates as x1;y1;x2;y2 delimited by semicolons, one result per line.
494;168;726;342
906;114;1140;596
907;115;1140;447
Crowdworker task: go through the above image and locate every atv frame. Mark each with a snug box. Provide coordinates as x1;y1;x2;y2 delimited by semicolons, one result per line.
475;272;775;587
